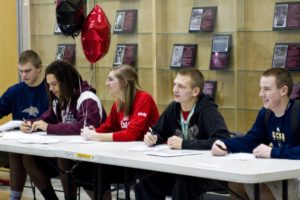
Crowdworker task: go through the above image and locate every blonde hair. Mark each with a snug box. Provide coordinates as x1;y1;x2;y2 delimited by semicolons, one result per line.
111;65;140;115
177;68;205;96
19;50;42;69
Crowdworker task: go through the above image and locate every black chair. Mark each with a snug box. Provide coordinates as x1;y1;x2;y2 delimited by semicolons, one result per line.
200;130;245;199
29;178;82;200
0;152;9;186
74;162;133;200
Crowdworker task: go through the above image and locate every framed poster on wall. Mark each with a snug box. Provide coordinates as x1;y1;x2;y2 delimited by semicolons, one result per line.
55;44;76;65
203;80;217;99
170;44;197;69
209;34;232;70
113;10;138;33
113;44;138;67
273;2;300;30
290;83;300;99
189;6;217;32
272;43;300;71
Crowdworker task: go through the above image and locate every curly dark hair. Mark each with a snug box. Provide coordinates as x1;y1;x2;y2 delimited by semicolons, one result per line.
45;60;82;106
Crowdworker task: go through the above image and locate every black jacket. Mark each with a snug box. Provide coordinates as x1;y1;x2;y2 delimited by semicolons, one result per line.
152;94;230;150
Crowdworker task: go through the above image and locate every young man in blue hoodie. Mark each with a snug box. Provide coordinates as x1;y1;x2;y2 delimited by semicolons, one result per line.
212;68;300;199
0;50;49;200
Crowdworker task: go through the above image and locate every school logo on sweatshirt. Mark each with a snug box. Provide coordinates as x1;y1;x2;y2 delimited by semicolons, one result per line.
137;112;147;117
22;106;39;117
61;110;76;124
174;125;199;139
121;116;130;129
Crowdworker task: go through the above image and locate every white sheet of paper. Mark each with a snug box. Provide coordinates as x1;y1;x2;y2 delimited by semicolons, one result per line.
68;138;98;144
24;144;57;149
220;153;256;160
145;149;202;157
1;131;47;140
17;138;60;144
129;144;169;152
1;131;58;144
0;120;22;132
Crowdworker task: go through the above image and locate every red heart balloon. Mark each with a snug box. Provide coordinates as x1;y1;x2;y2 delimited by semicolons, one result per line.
81;5;111;63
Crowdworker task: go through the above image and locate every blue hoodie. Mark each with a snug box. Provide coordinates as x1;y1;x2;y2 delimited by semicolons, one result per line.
223;99;300;159
0;81;48;120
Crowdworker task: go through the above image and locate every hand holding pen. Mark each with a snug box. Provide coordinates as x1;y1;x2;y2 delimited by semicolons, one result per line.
144;127;158;147
211;140;228;156
20;118;33;133
81;125;95;140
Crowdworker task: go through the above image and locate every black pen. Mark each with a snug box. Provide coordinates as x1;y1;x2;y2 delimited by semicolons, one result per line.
216;143;227;151
148;127;163;142
148;127;156;138
23;118;32;130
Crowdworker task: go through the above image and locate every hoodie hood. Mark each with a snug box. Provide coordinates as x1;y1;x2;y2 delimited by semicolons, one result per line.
174;93;217;119
74;80;96;97
194;94;217;114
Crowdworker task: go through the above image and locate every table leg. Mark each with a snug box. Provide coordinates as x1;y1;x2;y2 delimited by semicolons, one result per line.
282;180;288;200
94;164;103;200
124;168;131;200
66;169;71;200
254;183;260;200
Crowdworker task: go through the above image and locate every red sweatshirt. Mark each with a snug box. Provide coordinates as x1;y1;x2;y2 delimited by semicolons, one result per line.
96;90;159;141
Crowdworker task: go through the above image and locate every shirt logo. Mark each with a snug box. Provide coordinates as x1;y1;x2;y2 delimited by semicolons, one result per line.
61;110;76;124
137;112;147;117
22;106;39;117
121;116;130;129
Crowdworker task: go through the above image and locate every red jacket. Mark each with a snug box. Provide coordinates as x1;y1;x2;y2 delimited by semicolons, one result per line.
96;90;159;141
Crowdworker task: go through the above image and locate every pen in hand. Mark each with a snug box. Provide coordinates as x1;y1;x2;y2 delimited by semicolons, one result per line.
148;127;164;145
22;118;32;131
149;127;153;134
147;127;158;146
216;143;227;151
149;127;159;139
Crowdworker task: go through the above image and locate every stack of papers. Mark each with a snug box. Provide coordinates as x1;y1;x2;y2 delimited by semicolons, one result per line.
129;144;202;157
67;138;98;144
17;138;60;144
0;120;22;132
129;144;169;152
223;153;256;160
1;131;59;144
145;149;202;157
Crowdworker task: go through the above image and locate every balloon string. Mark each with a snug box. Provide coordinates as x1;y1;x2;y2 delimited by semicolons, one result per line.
82;63;95;128
78;77;88;128
89;63;94;88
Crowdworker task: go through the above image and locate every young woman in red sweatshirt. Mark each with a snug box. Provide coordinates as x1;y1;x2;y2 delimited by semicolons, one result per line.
81;64;159;141
78;65;159;199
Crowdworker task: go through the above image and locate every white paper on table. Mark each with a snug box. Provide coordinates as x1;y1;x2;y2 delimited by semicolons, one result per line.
24;144;57;149
68;138;98;144
0;131;59;144
219;153;256;160
145;148;202;157
0;120;22;132
1;131;47;140
129;144;169;152
17;138;60;144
